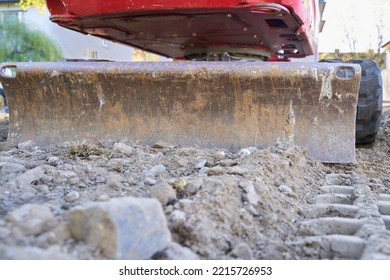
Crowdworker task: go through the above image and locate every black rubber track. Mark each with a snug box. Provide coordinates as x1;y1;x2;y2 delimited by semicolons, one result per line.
349;60;383;144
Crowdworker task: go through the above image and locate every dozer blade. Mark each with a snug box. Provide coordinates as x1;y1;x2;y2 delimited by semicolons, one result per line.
0;61;360;163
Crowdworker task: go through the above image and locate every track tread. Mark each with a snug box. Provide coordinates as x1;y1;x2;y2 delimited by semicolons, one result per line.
292;173;390;259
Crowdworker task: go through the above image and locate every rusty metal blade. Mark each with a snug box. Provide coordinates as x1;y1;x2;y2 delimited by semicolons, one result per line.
0;61;360;163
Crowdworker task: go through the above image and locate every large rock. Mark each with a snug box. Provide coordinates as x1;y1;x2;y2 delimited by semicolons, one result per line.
0;162;27;175
68;197;171;259
9;166;45;188
6;204;56;236
0;244;72;260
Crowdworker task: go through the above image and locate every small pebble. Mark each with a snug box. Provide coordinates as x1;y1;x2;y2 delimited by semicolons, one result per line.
146;165;166;177
35;185;50;194
207;166;225;176
17;140;35;150
230;243;253;260
195;159;207;169
213;151;226;161
78;183;87;189
144;178;157;186
152;141;171;149
67;177;80;185
113;143;133;156
47;157;61;166
239;148;251;158
278;185;293;196
96;194;110;201
64;191;80;202
149;183;176;205
96;176;106;183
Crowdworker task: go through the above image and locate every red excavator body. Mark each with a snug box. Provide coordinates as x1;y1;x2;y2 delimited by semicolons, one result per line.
46;0;320;60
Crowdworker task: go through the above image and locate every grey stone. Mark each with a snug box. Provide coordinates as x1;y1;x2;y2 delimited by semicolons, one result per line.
63;163;75;171
176;158;188;167
219;159;239;167
149;183;176;205
261;212;278;226
154;243;199;260
207;166;225;176
53;222;72;241
113;143;133;156
96;194;110;201
244;203;259;216
17;140;34;150
198;167;209;175
164;205;174;215
35;184;50;194
238;148;251;157
60;170;77;178
144;178;157;186
0;162;27;175
278;185;294;196
78;183;88;189
370;178;383;184
41;175;54;184
11;166;45;188
226;166;247;175
176;199;194;209
152;141;171;149
239;181;259;206
105;173;125;190
185;178;203;195
67;177;80;185
6;204;56;236
96;176;106;183
195;159;207;169
0;244;72;260
146;165;166;177
230;243;253;259
36;231;58;245
68;197;172;259
64;191;80;203
47;156;61;166
168;210;187;228
213;151;226;161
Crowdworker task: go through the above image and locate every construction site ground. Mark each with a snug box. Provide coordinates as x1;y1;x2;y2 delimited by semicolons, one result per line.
0;109;389;260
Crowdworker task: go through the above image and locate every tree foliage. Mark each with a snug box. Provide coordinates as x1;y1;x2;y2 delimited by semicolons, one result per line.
0;19;62;62
319;50;385;70
18;0;46;12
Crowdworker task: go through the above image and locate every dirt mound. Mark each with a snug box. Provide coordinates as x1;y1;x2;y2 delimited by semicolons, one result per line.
0;111;389;259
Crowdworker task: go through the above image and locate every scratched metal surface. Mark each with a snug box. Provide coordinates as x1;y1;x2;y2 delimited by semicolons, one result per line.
0;61;360;163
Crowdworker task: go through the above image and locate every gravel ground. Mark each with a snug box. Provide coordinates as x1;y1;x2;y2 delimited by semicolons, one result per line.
0;110;389;260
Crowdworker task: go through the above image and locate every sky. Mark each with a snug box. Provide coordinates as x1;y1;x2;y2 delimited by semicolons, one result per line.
318;0;390;53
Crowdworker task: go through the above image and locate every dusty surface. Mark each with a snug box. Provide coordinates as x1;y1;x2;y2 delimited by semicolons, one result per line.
0;111;389;260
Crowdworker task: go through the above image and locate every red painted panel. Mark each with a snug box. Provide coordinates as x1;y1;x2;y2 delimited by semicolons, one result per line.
47;1;303;15
46;0;318;59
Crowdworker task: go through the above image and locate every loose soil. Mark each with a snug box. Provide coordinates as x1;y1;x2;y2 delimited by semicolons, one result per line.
0;110;389;259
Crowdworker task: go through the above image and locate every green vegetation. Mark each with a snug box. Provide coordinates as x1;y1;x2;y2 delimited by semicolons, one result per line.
18;0;46;12
319;50;385;70
0;19;62;62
